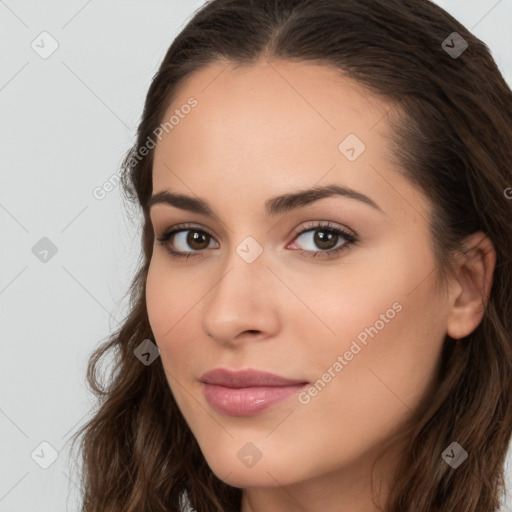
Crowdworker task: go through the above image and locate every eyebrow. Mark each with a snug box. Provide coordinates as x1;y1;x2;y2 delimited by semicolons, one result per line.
148;184;383;217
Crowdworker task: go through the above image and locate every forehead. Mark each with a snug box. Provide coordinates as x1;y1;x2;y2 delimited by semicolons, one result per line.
156;59;391;150
150;59;422;218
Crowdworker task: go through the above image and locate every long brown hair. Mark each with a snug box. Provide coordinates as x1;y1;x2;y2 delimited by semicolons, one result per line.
70;1;512;510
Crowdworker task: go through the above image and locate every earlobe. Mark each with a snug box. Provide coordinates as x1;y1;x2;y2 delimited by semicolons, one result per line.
445;232;496;340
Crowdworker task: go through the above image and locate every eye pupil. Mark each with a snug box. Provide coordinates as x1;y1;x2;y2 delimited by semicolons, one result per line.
314;230;337;249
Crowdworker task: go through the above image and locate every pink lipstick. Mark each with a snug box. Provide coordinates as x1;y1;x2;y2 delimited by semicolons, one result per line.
199;368;308;416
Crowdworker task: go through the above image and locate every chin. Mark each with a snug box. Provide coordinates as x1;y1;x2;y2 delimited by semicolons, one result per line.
200;444;297;489
209;462;287;489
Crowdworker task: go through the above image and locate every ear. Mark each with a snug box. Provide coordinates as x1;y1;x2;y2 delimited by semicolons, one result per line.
446;232;496;340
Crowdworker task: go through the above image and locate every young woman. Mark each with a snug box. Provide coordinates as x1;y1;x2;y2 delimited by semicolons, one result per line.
72;1;512;511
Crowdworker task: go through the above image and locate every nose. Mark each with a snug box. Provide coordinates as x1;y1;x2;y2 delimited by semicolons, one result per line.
201;245;281;347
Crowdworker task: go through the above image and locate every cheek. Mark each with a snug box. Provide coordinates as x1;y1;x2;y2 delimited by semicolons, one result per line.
281;291;445;476
297;244;446;422
145;262;170;338
145;257;196;341
145;262;196;415
145;258;206;376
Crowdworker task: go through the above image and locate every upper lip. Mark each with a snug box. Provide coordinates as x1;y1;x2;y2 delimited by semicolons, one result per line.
199;368;308;388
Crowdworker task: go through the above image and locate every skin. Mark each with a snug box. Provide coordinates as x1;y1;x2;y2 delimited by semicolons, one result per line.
146;59;496;512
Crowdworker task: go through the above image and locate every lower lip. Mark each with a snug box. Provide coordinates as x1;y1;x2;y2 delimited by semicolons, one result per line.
201;382;308;416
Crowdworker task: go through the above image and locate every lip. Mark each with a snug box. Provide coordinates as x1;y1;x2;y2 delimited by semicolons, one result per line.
199;368;309;416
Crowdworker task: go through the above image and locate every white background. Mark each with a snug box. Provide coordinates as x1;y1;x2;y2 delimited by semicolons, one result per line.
1;1;511;510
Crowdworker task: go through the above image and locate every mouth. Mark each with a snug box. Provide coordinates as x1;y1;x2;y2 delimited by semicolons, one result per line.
199;368;309;416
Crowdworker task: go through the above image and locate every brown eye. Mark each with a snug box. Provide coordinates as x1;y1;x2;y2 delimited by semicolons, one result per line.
185;230;211;250
156;225;219;259
310;229;339;250
289;222;357;258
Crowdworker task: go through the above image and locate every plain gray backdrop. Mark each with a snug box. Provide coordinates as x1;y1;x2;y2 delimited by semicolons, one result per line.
1;1;511;511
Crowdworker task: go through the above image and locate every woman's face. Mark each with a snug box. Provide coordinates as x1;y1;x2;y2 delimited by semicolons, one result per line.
146;60;451;497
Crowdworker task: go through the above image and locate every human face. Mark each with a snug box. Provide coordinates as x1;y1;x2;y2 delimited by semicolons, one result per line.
146;59;449;509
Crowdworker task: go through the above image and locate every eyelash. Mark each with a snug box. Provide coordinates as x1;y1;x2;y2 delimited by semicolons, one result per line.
155;221;358;261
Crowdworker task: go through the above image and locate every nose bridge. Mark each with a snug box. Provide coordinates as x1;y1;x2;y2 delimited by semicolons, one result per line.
215;229;269;297
201;237;278;342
